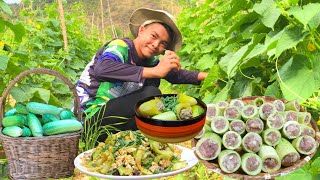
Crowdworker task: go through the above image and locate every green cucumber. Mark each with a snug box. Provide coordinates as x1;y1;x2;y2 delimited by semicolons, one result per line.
27;113;43;137
281;121;301;139
206;104;220;121
258;102;277;120
292;135;317;155
2;115;25;127
241;153;262;176
275;138;300;167
195;132;222;160
300;124;315;137
218;149;241;173
297;111;311;125
26;102;62;116
273;99;285;112
15;102;28;114
229;99;245;110
152;111;177;120
224;106;241;120
4;108;17;117
43;120;82;135
229;119;246;135
258;145;281;173
2;126;23;137
59;109;74;120
222;131;242;150
241;104;259;121
42;114;60;124
21;126;32;137
210;116;229;135
262;128;281;146
253;97;265;107
285;100;300;111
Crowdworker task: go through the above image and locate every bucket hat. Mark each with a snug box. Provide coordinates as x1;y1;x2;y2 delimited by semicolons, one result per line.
129;8;182;52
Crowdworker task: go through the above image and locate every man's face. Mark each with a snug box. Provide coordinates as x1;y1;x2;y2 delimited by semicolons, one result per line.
136;23;170;58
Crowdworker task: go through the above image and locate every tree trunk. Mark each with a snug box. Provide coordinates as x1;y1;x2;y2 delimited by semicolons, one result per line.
57;0;69;64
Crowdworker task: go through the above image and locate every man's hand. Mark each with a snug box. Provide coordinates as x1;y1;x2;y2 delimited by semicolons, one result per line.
142;50;181;78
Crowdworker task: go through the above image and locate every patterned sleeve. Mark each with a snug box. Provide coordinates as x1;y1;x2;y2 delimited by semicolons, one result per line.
94;39;143;83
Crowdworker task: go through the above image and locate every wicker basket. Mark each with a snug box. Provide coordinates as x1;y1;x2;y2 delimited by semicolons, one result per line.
192;96;320;180
0;68;82;180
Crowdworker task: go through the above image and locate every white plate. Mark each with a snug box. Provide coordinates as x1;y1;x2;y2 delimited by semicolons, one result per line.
74;145;198;180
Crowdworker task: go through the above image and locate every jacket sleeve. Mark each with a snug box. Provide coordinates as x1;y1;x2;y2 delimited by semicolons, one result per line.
164;69;201;85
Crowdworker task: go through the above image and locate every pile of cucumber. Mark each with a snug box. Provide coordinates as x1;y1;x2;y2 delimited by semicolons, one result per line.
2;102;83;138
194;97;318;176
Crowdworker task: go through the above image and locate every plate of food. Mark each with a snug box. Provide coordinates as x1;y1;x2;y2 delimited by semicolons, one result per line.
74;131;198;180
192;96;320;179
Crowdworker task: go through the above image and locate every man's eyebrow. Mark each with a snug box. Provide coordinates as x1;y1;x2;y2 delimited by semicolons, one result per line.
153;31;169;45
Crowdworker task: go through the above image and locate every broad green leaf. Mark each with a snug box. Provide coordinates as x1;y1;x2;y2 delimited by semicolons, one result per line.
10;87;33;102
196;54;216;71
278;54;320;102
4;22;25;43
275;26;307;58
246;44;266;60
275;168;312;180
212;80;234;103
288;3;320;29
200;64;220;93
232;77;261;98
180;44;193;54
211;25;227;38
253;0;281;29
227;12;258;35
0;1;13;16
48;93;63;108
35;88;51;103
309;157;320;175
219;34;264;78
265;81;282;98
0;55;9;70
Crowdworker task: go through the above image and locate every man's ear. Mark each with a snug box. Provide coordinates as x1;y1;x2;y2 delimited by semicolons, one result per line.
138;25;145;36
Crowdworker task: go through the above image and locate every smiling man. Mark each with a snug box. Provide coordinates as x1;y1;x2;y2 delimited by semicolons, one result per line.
76;8;208;141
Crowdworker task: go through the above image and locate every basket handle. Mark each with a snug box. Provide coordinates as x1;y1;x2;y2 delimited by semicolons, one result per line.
0;68;81;122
